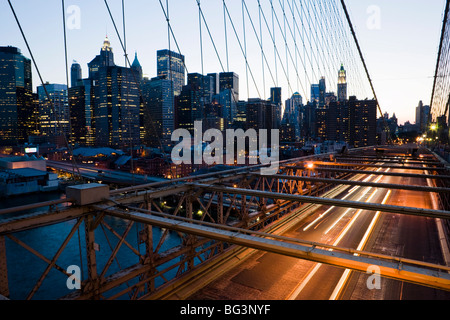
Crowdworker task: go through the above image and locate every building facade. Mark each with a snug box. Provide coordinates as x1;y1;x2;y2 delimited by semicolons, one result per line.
219;72;239;127
415;100;431;134
142;76;174;148
71;61;82;88
337;64;347;102
37;83;69;139
0;46;33;145
157;49;185;96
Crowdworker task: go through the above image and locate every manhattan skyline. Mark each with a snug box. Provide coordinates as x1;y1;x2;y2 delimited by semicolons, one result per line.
0;0;446;125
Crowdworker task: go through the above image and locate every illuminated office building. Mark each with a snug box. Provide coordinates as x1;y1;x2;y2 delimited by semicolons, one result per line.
0;46;34;145
157;49;185;96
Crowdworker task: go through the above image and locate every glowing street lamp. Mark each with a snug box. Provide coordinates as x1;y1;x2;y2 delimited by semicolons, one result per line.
306;162;314;169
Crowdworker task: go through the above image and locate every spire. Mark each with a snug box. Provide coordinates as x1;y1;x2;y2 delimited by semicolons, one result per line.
337;63;347;102
102;35;112;52
100;35;114;66
131;51;141;68
131;51;143;80
338;64;346;84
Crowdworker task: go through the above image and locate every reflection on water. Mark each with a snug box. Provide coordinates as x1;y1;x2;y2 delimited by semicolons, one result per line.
1;192;181;300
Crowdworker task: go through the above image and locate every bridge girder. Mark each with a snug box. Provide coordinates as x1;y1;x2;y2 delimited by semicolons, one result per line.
0;145;449;299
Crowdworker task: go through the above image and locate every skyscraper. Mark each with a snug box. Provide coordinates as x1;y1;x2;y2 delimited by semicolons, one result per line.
188;73;215;105
284;92;303;118
246;98;278;131
174;73;214;134
337;64;347;102
142;76;174;148
415;100;430;133
86;38;141;148
88;36;115;80
0;46;33;145
319;97;376;147
131;52;143;82
207;73;220;95
310;84;320;104
319;77;326;106
94;66;141;148
219;72;239;127
157;49;185;96
37;83;69;138
284;92;303;139
270;87;282;128
69;78;94;146
70;61;82;88
348;96;377;147
326;100;350;143
175;83;202;134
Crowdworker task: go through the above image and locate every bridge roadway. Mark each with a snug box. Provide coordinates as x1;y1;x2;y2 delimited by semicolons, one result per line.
183;165;450;300
2;146;449;300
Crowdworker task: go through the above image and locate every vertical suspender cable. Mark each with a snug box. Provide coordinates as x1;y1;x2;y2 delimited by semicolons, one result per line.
61;0;81;179
259;2;266;98
242;0;250;100
223;0;230;72
104;0;176;180
242;0;277;93
197;0;205;113
122;0;127;67
340;0;392;144
8;0;80;180
223;0;262;99
121;0;135;184
430;0;450;126
271;0;278;86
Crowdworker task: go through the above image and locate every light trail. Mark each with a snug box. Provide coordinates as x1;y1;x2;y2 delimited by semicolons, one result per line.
288;167;390;300
324;186;374;235
329;189;392;300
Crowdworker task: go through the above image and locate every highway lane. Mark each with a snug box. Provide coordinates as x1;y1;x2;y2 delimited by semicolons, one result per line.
188;168;392;299
288;165;450;300
188;164;450;300
286;169;392;300
338;167;450;300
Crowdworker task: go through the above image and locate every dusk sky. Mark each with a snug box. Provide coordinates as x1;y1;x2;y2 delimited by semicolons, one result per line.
1;0;446;125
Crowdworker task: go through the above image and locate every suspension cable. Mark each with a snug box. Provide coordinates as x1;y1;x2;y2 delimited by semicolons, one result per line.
61;0;82;179
340;0;392;144
7;0;81;180
103;0;177;180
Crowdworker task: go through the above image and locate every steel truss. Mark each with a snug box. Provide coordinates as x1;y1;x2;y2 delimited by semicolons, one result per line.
0;146;449;300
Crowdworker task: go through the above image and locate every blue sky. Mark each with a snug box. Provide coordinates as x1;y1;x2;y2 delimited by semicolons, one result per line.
345;0;446;124
1;0;446;125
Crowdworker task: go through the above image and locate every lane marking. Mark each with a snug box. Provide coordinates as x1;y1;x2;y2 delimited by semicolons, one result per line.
329;189;392;300
287;166;387;300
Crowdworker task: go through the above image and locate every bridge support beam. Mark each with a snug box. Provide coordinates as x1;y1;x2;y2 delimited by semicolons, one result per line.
192;183;450;220
0;236;9;298
84;215;99;299
99;207;450;292
256;174;450;193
